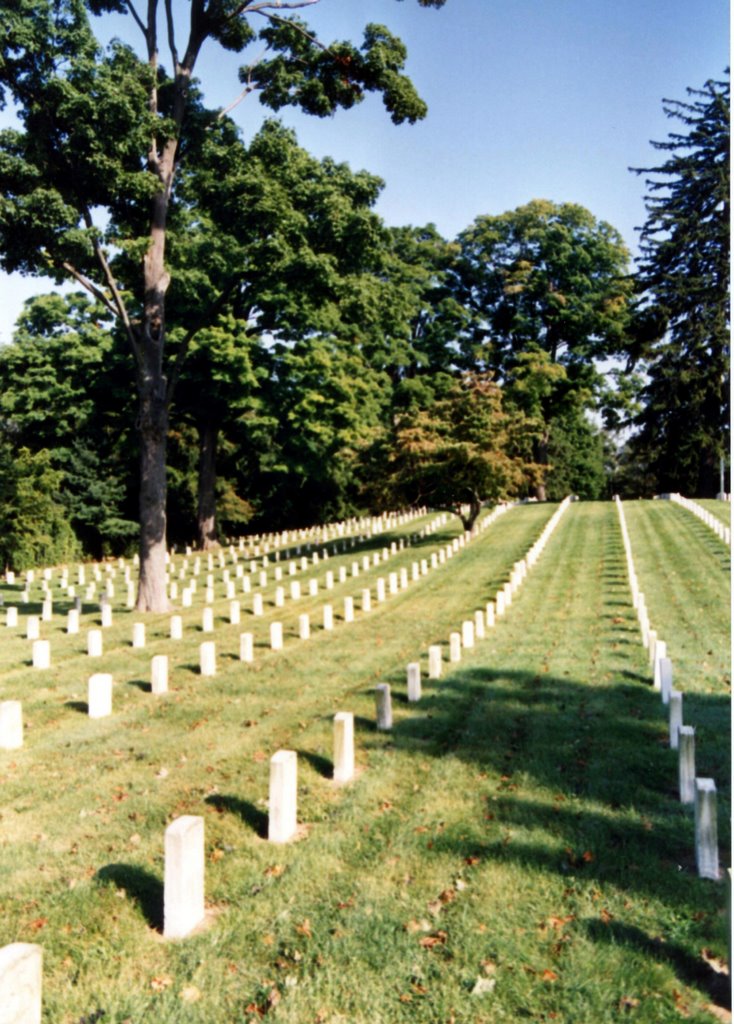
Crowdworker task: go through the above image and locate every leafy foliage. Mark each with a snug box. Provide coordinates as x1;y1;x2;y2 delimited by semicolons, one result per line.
627;74;730;496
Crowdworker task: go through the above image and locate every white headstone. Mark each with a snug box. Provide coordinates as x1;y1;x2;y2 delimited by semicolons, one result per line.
343;596;354;623
6;607;18;628
229;600;241;625
659;657;673;704
26;616;40;641
132;622;146;648
298;614;310;640
274;586;285;608
270;621;283;651
375;683;393;731
290;580;301;601
170;615;183;640
461;620;474;649
376;578;386;602
678;725;696;804
164;816;205;938
407;662;421;702
333;712;355;784
669;690;682;749
323;604;334;631
495;591;506;617
88;673;112;718
268;750;298;843
32;640;50;670
0;942;42;1024
474;609;485;639
200;641;216;677
449;632;461;662
486;602;495;628
695;778;719;880
151;655;169;695
252;593;263;616
0;701;23;750
41;599;52;622
87;629;103;657
428;644;442;680
239;632;254;663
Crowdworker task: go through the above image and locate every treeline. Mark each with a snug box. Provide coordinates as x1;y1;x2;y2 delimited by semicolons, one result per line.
0;82;729;570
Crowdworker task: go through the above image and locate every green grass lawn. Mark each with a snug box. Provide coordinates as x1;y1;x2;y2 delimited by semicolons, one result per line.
0;502;730;1023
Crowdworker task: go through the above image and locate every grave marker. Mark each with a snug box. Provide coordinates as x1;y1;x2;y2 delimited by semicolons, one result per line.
333;712;355;784
26;617;39;641
407;662;421;702
461;620;475;649
87;629;103;657
268;750;298;843
88;673;112;718
678;726;696;804
428;644;442;679
323;604;334;631
0;701;23;750
449;632;461;662
0;942;42;1024
32;640;50;670
695;779;719;880
270;622;283;650
132;622;146;648
164;816;205;938
239;633;254;663
200;642;216;677
298;614;310;640
375;683;393;730
151;655;168;695
669;690;682;749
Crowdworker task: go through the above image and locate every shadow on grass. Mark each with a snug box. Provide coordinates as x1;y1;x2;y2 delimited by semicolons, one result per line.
297;749;332;779
584;918;731;1009
96;863;163;931
127;679;148;692
65;700;88;714
205;794;268;838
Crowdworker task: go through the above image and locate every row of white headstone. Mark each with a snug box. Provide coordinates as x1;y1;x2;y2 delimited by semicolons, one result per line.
668;493;731;547
373;497;573;729
0;711;358;1019
0;508;514;740
614;497;719;881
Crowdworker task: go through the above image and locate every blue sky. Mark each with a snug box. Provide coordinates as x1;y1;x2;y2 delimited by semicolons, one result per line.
0;0;729;344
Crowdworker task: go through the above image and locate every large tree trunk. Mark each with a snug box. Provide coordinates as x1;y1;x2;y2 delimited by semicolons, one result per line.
136;370;171;612
197;420;219;550
535;431;549;501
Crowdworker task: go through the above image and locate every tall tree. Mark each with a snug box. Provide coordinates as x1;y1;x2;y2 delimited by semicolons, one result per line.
629;74;730;496
0;0;444;610
453;200;633;497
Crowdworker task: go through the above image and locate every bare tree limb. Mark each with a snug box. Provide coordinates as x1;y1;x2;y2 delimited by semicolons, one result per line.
124;0;148;39
164;0;179;70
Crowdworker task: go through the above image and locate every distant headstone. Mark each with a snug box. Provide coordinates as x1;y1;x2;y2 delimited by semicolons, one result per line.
170;615;183;640
668;690;682;749
486;602;495;628
164;816;205;938
88;673;112;718
678;726;696;804
199;641;216;677
32;640;50;670
239;633;254;663
132;622;146;648
323;604;334;631
87;629;103;657
229;600;241;625
6;607;18;628
252;593;263;616
298;613;310;640
151;655;169;695
0;701;23;750
449;632;461;662
473;610;485;640
695;778;719;880
333;712;355;784
428;644;442;680
659;657;673;704
461;620;475;649
26;617;40;641
361;589;372;612
270;621;283;650
407;662;421;702
343;596;354;623
375;683;393;731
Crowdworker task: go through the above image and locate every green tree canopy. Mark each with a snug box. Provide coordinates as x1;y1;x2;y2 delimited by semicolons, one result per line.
628;73;730;496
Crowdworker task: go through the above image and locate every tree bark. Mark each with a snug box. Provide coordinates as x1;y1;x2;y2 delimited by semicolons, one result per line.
136;368;171;612
535;431;549;501
197;420;219;550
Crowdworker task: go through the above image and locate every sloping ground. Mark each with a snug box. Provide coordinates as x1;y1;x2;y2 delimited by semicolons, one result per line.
0;502;729;1023
697;500;733;529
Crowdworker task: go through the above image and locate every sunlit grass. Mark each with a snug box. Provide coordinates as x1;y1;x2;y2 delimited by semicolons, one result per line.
0;502;729;1023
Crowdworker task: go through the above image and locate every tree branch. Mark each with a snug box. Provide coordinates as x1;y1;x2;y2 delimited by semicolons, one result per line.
124;0;148;39
164;0;179;70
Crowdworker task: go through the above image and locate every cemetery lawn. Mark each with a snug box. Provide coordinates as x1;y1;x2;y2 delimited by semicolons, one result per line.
0;501;730;1023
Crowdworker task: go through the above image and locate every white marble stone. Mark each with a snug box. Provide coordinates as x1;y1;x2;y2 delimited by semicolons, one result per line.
298;613;310;640
67;609;80;635
164;816;205;938
668;690;682;749
229;600;241;625
695;778;719;880
474;609;485;640
486;602;495;628
361;588;372;612
375;683;393;731
199;641;216;676
151;655;169;695
449;632;461;662
270;621;283;650
678;725;696;804
0;942;42;1024
6;607;18;628
170;615;183;640
428;644;442;680
407;662;421;702
252;593;263;616
239;632;254;663
659;657;673;704
32;640;50;670
461;620;475;649
268;750;298;843
323;604;334;631
343;596;354;623
88;673;112;718
333;712;355;784
132;622;146;648
87;629;103;657
0;701;23;750
26;617;39;641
